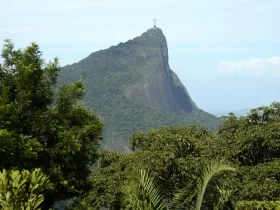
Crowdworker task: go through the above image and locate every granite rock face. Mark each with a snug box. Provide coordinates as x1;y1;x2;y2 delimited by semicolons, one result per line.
122;27;196;113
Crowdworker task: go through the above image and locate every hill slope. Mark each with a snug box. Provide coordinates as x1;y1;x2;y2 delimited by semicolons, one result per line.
57;27;220;151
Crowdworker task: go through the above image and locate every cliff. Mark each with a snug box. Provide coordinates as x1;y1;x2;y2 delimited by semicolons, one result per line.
119;27;196;113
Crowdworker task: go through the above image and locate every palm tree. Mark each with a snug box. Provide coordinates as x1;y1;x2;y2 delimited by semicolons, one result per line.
121;169;168;210
193;160;235;210
123;159;235;210
173;159;235;210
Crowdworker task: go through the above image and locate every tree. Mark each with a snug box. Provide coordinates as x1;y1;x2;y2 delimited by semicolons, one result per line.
80;104;280;208
121;161;235;210
120;161;235;210
171;160;235;210
193;160;235;210
130;125;213;199
0;40;102;208
75;126;219;209
214;102;280;202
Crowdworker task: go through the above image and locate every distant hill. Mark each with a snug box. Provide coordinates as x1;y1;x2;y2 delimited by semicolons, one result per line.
207;108;251;117
57;27;221;152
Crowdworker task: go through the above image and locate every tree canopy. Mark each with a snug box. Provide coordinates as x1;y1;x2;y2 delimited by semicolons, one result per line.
0;40;102;209
75;103;280;210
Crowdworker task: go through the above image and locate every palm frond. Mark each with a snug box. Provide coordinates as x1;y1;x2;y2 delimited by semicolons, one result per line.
195;160;235;210
172;187;196;210
122;169;168;210
214;185;234;210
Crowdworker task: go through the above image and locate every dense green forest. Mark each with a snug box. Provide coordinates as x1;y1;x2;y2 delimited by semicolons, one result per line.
0;40;279;210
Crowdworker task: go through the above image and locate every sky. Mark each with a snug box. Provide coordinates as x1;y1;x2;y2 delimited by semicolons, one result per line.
1;0;280;112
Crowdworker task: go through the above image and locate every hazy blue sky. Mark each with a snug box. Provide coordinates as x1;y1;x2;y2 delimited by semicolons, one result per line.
1;0;280;112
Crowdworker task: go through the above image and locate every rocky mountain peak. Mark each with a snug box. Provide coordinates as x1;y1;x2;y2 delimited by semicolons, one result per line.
58;28;219;150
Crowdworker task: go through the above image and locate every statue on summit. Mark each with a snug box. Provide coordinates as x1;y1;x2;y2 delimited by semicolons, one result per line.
153;19;157;28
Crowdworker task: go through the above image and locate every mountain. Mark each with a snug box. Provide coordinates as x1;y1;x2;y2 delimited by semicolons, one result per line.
57;27;221;152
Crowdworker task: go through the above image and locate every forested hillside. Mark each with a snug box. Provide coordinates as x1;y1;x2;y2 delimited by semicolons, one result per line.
57;27;221;151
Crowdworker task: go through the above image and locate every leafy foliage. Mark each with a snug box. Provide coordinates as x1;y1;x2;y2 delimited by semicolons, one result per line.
212;102;280;203
172;160;235;210
235;201;280;210
121;169;168;210
77;102;280;209
75;126;229;209
214;186;234;210
0;40;102;208
194;160;235;210
0;168;51;210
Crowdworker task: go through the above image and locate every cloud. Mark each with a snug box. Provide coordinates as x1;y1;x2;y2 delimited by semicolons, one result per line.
217;56;280;78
